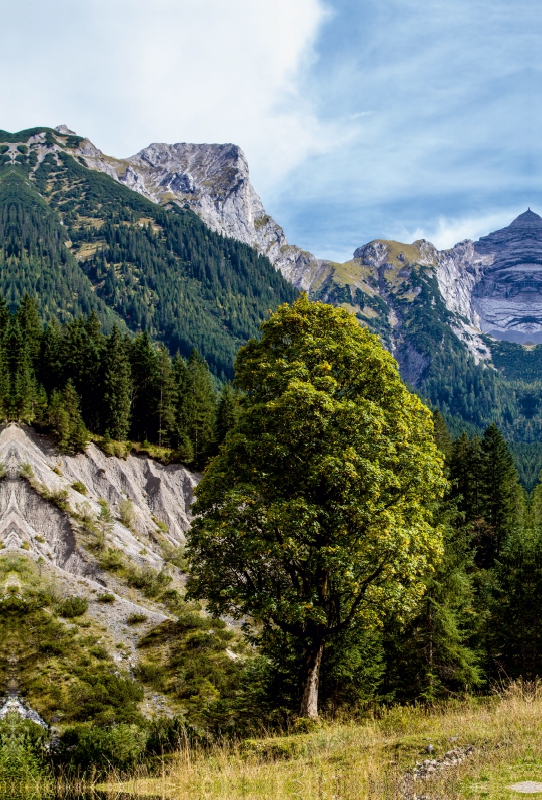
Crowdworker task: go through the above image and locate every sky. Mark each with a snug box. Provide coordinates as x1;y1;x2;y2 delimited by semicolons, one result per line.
1;0;541;260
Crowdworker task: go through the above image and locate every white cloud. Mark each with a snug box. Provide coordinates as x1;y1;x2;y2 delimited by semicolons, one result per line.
0;0;336;190
396;210;530;250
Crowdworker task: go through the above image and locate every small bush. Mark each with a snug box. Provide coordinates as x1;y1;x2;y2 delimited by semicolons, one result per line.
119;498;135;529
97;592;115;603
127;613;147;625
126;567;172;598
72;481;87;495
98;548;124;572
152;516;168;533
58;596;88;618
20;463;34;479
58;723;147;774
49;488;70;511
89;645;109;660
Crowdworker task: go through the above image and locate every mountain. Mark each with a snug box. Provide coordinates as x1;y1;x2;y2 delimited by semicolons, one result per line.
4;124;542;449
0;126;297;378
61;125;319;283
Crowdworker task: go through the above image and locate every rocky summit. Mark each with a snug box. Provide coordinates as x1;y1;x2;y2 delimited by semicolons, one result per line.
473;209;542;343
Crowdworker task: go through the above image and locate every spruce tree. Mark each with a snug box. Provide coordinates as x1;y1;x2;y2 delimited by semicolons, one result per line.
0;329;10;422
15;294;42;365
432;409;453;462
129;331;160;442
38;320;63;396
479;422;520;563
176;350;216;467
12;324;38;423
171;354;194;463
101;325;132;440
155;345;176;447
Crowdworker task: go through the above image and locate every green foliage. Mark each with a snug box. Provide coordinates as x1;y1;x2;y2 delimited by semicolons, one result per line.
126;612;147;624
0;146;297;379
96;592;115;603
187;295;446;717
57;596;88;618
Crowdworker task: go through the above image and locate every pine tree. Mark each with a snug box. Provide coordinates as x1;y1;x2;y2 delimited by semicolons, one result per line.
171;355;194;462
432;409;453;462
12;323;38;423
38;320;63;395
129;331;160;442
101;325;132;440
46;389;71;450
155;345;176;447
62;379;89;453
15;294;42;365
175;350;216;467
479;422;521;563
0;329;10;422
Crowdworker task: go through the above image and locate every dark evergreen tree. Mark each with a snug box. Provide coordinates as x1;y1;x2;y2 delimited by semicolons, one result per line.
101;325;131;440
15;294;42;365
155;345;176;447
216;381;240;447
479;422;521;561
129;331;159;443
176;350;216;467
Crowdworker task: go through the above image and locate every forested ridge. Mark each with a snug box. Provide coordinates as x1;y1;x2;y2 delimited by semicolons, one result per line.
0;128;297;380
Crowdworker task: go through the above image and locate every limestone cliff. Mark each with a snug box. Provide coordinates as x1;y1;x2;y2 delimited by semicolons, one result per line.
64;130;320;282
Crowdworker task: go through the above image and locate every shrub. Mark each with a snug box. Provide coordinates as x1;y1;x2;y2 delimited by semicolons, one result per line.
126;567;172;598
58;723;147;773
98;548;124;572
119;498;135;529
97;592;115;603
72;481;87;495
127;612;147;625
89;645;109;660
20;463;34;479
58;596;88;618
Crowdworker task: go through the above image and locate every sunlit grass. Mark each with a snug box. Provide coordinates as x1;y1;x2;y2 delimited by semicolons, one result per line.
100;684;542;799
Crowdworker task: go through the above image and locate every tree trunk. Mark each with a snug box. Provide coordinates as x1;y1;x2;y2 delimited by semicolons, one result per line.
299;641;324;719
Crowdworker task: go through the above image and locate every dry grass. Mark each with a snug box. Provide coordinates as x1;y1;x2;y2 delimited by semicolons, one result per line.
100;685;542;799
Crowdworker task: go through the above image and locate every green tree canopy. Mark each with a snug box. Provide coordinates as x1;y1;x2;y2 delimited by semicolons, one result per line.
186;295;446;718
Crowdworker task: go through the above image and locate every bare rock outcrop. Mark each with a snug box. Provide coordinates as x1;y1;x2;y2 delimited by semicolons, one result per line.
0;424;198;574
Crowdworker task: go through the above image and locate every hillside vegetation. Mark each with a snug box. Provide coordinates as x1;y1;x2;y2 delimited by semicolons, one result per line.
0;127;297;379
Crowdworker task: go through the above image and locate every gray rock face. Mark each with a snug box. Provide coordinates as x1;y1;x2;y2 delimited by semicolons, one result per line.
70;137;320;283
472;209;542;342
0;423;198;572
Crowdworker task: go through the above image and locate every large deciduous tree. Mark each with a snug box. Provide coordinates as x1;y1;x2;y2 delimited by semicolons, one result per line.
186;296;446;718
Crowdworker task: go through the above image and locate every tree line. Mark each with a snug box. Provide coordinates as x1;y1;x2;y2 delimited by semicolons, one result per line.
0;295;239;467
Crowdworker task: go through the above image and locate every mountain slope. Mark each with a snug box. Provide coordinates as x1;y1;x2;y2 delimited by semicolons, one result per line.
0;127;297;377
57;127;320;282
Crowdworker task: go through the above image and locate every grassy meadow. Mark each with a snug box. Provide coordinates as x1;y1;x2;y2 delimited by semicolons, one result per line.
93;684;542;799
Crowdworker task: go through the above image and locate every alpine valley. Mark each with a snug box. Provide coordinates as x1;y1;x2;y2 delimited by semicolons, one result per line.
1;125;542;778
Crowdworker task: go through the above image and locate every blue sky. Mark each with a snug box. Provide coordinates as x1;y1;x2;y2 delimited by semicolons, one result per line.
1;0;540;260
